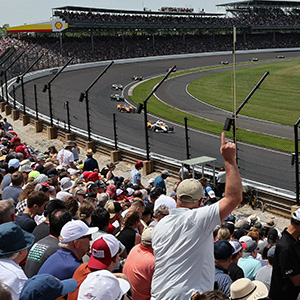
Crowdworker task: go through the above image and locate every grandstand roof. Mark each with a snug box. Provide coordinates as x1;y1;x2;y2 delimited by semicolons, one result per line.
52;6;224;17
217;0;300;8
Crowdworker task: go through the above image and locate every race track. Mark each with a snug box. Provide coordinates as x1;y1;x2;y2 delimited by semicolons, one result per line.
16;50;299;192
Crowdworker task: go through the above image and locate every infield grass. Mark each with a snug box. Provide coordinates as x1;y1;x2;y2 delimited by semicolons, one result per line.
129;61;298;153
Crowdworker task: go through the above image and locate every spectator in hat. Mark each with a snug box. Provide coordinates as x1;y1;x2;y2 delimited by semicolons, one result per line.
68;235;121;300
77;269;130;300
0;199;15;224
10;137;31;159
214;240;234;297
57;141;77;170
2;158;20;188
130;161;144;188
151;133;242;300
228;240;246;282
238;240;262;280
270;208;300;300
2;171;23;205
19;164;32;184
154;170;169;194
255;246;276;291
267;228;279;245
19;273;77;300
72;186;86;204
15;191;49;233
31;199;66;243
83;149;99;172
105;200;123;234
0;222;34;300
147;178;155;191
101;162;116;181
123;227;155;300
38;220;98;280
200;177;217;205
25;209;72;278
106;184;116;199
230;278;268;300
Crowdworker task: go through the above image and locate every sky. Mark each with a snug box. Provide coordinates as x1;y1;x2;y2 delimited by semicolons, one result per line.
1;0;235;27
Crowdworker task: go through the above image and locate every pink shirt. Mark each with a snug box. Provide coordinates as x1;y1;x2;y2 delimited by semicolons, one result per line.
123;244;155;300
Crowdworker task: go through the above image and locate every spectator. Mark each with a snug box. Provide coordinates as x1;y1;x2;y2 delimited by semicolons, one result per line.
77;269;130;300
10;137;31;159
57;141;77;169
25;209;72;278
269;208;300;300
154;170;169;194
38;220;97;279
191;290;229;300
115;211;141;254
255;245;275;291
105;200;123;234
148;205;169;227
83;149;99;172
0;199;15;224
130;160;144;188
77;199;95;225
2;158;20;188
0;222;34;300
214;240;234;297
2;171;24;205
151;133;242;299
15;191;49;233
200;177;217;205
237;240;262;280
123;227;155;300
228;240;246;282
68;235;120;300
230;278;268;300
101;162;116;181
19;274;77;300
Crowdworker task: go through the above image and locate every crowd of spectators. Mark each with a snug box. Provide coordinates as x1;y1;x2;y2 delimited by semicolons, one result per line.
0;116;298;299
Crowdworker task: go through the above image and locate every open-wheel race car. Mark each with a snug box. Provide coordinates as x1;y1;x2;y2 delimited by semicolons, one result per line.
276;55;285;59
110;94;124;101
117;104;135;113
132;76;143;81
220;61;229;65
111;83;123;91
250;57;259;62
147;120;174;133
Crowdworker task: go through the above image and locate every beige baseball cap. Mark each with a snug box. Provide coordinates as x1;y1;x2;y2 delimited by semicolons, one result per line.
176;179;204;203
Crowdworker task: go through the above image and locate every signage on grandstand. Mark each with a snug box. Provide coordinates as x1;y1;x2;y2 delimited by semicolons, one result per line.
160;7;194;13
7;18;68;33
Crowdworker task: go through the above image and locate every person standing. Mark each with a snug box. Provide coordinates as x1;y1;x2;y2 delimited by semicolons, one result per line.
57;141;77;170
83;149;99;172
130;161;144;188
269;209;300;300
154;170;169;194
151;133;242;300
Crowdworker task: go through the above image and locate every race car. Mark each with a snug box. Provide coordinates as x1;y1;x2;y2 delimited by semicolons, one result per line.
220;61;229;65
132;76;143;81
276;55;285;59
250;57;259;62
111;83;123;90
147;120;174;133
117;104;135;113
110;94;124;101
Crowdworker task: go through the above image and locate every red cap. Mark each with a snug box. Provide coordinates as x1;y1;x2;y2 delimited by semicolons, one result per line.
135;160;144;168
106;185;115;195
82;171;91;181
88;172;99;182
10;136;21;143
88;236;119;270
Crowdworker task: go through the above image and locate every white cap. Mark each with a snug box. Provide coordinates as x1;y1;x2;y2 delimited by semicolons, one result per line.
126;187;134;196
292;208;300;222
68;168;80;176
56;191;72;201
60;220;98;243
154;195;176;211
148;178;155;184
78;270;130;300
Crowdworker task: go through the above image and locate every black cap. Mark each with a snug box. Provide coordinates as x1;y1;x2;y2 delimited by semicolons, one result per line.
214;240;234;260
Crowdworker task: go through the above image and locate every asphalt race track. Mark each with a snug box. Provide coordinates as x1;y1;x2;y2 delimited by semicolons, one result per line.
17;50;300;192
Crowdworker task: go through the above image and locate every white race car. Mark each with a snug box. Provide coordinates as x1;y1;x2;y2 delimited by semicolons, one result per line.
110;94;124;101
111;84;123;91
220;61;229;65
147;120;174;133
132;76;143;81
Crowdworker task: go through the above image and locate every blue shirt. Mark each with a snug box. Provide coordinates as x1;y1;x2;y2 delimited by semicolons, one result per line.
154;175;166;192
215;265;232;297
130;169;141;185
238;255;262;280
38;248;81;280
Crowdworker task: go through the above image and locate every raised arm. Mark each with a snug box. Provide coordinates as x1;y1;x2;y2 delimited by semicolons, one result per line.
219;132;243;221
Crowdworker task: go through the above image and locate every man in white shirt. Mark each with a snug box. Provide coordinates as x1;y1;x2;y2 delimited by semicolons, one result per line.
0;222;35;300
57;141;77;169
151;133;243;300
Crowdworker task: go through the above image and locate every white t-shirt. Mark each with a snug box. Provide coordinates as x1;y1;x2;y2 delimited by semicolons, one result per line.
57;149;74;167
151;202;220;300
0;258;28;300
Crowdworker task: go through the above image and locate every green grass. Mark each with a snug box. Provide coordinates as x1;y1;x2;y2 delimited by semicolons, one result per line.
129;64;296;153
187;61;300;126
